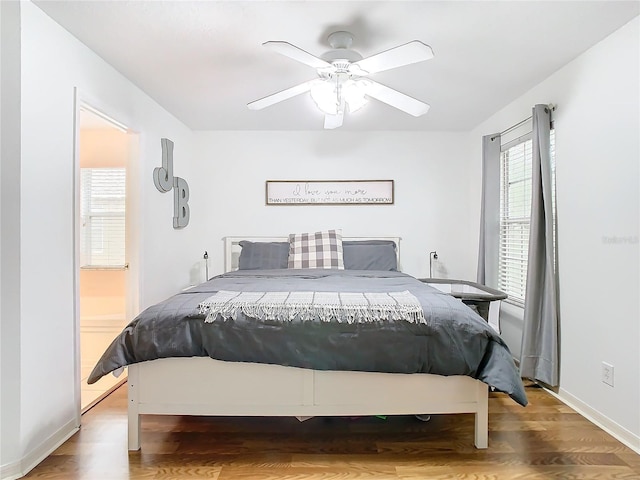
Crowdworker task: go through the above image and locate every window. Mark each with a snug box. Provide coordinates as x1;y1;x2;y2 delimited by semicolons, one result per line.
498;131;555;306
80;168;126;268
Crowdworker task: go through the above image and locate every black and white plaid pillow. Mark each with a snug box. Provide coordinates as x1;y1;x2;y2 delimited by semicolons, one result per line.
288;229;344;269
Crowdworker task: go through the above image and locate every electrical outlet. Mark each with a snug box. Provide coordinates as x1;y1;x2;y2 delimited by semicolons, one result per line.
602;362;614;387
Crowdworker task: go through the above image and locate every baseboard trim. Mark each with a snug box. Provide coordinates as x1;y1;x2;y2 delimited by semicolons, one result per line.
550;387;640;454
0;460;22;480
0;418;79;480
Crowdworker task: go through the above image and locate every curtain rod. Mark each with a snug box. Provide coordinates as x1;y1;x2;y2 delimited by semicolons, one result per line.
491;103;556;141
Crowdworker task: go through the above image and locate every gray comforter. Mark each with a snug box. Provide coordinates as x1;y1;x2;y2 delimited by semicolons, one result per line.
88;269;527;406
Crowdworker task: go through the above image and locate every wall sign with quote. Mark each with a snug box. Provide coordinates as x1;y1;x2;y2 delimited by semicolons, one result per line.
153;138;190;228
266;180;394;205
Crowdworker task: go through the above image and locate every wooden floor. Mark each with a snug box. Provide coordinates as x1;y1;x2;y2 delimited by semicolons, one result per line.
24;383;640;479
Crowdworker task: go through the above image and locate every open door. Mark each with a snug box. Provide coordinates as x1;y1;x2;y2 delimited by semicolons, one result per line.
73;100;139;413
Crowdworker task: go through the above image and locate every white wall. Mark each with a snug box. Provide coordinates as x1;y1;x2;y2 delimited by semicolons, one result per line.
191;131;475;280
0;1;23;475
1;2;198;477
469;17;639;448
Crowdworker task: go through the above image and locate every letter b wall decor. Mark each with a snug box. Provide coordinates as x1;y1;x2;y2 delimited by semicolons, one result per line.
153;138;190;228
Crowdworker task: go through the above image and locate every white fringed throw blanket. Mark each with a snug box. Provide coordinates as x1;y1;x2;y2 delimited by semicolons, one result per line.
199;290;426;324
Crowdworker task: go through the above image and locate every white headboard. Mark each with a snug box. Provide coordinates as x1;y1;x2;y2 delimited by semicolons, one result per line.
223;236;401;273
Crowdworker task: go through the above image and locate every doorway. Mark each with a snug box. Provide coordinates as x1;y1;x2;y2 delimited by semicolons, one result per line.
75;104;138;411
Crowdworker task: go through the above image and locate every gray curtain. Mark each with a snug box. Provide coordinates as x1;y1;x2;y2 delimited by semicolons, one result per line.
477;133;501;287
520;104;559;386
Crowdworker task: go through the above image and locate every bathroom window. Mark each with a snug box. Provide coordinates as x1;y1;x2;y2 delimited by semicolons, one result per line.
80;168;126;268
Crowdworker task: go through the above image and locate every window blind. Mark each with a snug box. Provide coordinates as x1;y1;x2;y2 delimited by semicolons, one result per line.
80;168;126;268
498;130;555;307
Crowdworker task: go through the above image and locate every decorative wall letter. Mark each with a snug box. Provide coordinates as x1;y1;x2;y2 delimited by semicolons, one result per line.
173;176;190;228
153;138;174;193
153;138;190;228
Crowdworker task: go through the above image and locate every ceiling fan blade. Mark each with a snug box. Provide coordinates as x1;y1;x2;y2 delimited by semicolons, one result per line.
354;41;434;75
324;111;344;129
247;80;316;110
263;41;331;69
364;80;430;117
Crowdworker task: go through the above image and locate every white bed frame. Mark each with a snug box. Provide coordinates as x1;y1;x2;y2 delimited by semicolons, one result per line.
127;236;489;451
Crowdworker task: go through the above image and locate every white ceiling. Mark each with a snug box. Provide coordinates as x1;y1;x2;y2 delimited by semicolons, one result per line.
34;1;639;131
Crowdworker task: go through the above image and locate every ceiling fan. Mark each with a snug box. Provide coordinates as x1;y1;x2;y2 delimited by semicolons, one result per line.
247;31;434;129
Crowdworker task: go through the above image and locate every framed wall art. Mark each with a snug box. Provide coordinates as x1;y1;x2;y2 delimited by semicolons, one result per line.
265;180;394;206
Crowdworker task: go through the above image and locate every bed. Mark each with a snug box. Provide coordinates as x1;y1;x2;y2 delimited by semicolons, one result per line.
88;232;527;451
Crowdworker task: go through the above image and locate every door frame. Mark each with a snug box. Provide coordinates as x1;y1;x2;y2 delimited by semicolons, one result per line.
72;88;141;422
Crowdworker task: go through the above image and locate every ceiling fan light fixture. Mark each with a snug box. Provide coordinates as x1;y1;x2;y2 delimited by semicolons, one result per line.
342;79;368;113
310;80;339;114
310;78;368;115
250;32;434;127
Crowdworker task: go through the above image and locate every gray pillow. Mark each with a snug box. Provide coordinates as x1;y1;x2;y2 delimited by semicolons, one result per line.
342;240;397;271
238;241;289;270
